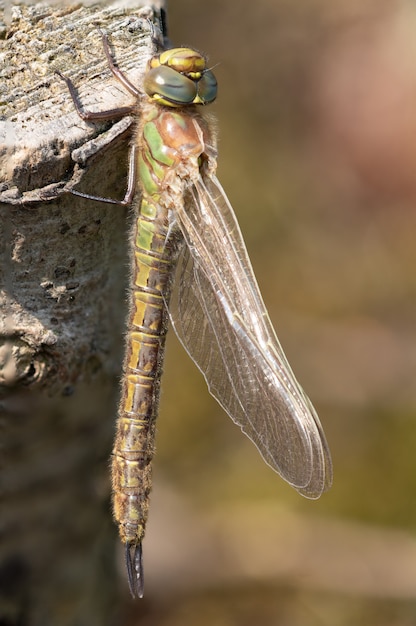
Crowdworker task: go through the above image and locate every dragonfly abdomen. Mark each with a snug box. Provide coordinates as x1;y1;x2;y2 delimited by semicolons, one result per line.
112;210;177;545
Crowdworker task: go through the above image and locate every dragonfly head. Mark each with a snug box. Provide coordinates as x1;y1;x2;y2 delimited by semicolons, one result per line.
143;47;217;107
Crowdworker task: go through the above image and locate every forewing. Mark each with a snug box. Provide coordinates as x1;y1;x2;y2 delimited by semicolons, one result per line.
170;176;332;497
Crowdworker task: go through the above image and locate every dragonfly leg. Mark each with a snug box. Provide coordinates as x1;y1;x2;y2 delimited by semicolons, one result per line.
100;31;142;98
144;16;167;51
123;142;138;204
56;70;135;122
125;541;144;599
66;142;137;205
159;8;169;43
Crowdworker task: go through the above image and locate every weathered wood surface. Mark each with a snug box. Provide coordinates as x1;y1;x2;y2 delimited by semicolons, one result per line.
0;2;164;624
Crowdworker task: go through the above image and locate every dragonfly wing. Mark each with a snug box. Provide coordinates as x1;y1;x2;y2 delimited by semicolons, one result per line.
170;175;332;498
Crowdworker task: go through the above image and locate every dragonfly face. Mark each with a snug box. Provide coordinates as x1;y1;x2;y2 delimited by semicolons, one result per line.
59;28;332;600
143;47;218;106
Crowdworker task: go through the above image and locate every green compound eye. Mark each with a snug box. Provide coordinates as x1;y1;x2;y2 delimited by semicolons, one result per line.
143;65;198;105
196;70;217;104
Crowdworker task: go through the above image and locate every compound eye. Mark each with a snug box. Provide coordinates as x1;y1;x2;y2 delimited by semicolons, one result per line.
143;66;197;105
197;70;217;104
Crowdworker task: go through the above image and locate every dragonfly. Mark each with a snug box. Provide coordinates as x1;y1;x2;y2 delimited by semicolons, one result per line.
58;24;332;599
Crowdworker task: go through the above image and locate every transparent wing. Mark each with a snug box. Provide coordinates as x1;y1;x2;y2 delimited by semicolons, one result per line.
170;175;332;498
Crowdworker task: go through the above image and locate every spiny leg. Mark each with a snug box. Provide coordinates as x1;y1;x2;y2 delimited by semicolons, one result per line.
56;70;135;121
100;31;143;97
159;8;169;45
67;142;138;205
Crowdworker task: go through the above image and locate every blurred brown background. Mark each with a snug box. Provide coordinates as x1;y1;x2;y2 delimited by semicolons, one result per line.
126;1;416;625
4;0;416;623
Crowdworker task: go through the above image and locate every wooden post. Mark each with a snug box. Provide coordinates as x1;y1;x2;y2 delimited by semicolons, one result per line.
0;2;164;623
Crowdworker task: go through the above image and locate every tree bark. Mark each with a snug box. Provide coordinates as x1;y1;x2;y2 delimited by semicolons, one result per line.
0;2;165;624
